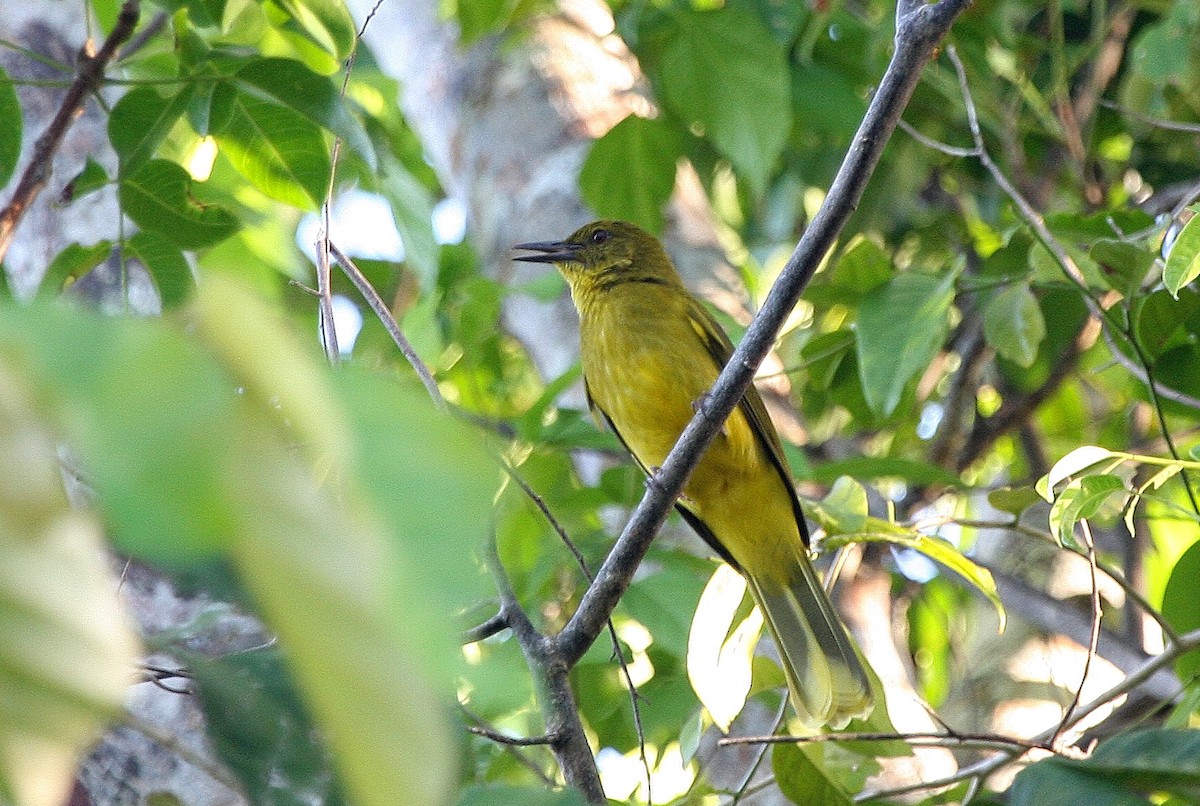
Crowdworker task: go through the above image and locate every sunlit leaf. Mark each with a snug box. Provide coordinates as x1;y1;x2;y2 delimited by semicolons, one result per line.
645;6;791;192
1048;475;1127;548
856;271;956;417
109;85;195;174
1165;212;1200;298
580;114;682;235
687;564;762;731
275;0;356;61
119;159;240;249
1040;446;1120;500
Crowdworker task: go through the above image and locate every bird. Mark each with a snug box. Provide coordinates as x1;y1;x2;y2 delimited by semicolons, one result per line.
514;219;873;728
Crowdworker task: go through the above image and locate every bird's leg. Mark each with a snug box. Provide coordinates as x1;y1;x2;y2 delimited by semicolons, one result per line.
691;392;729;438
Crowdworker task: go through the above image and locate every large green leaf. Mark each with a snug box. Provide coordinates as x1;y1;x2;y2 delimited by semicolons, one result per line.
855;271;956;417
772;742;854;806
580;114;682;234
0;363;141;806
108;85;194;174
1163;540;1200;681
119;159;240;249
235;57;374;168
274;0;356;61
0;65;20;188
645;7;791;192
214;88;332;210
36;241;112;299
126;230;194;307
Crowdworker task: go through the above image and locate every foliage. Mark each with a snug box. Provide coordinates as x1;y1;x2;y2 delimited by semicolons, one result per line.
2;0;1200;804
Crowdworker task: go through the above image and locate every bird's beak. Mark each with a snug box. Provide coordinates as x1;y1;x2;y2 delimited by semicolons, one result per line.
512;240;582;264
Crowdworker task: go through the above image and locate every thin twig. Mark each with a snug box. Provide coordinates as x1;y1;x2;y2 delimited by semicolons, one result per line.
465;724;556;746
1054;518;1102;745
315;228;340;364
460;707;558;786
0;0;141;264
728;695;790;805
1099;99;1200;134
462;611;508;644
328;242;445;407
720;730;1051;754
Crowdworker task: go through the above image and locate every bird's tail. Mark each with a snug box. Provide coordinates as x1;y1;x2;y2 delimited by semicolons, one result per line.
747;559;873;728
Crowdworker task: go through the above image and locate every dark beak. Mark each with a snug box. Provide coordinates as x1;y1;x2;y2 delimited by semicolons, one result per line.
512;240;582;264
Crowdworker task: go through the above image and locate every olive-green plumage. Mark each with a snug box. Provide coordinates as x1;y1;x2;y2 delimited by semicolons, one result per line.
515;220;873;727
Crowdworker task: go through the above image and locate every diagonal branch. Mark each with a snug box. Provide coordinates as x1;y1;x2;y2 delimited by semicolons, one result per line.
554;0;974;668
0;1;141;265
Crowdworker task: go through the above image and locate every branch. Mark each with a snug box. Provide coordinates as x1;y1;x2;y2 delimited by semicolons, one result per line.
553;0;973;667
0;1;141;265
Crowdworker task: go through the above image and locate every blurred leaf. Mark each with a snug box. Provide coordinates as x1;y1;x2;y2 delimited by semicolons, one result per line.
687;564;762;731
984;283;1046;368
1163;541;1200;682
645;6;791;192
0;365;141;806
808;456;960;487
109;85;194;174
215;90;332;209
378;153;438;289
235;57;375;168
815;476;869;534
772;742;854;806
829;237;892;297
0;302;238;561
855;271;956;417
1040;445;1120;500
1166;213;1200;298
580;114;682;235
988;486;1043;515
1011;729;1200;805
126;231;194;307
800;330;854;392
1090;239;1155;295
0;66;22;187
275;0;356;61
36;241;111;299
188;649;348;806
119;159;240;249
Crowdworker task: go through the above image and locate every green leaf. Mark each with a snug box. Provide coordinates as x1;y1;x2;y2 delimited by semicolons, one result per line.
988;486;1044;515
188;649;348;806
772;742;854;806
37;241;112;299
0;66;21;188
817;476;869;534
1165;213;1200;298
1048;475;1127;548
647;7;791;192
235;57;375;168
984;283;1046;368
1163;541;1200;681
61;158;110;203
580;114;682;234
108;85;194;174
855;271;956;417
275;0;356;61
829;237;892;297
119;159;240;250
1135;287;1200;359
0;302;239;562
378;154;438;290
800;329;854;392
1040;445;1120;500
1090;238;1155;294
215;91;332;210
1012;729;1200;805
0;367;141;806
126;231;194;307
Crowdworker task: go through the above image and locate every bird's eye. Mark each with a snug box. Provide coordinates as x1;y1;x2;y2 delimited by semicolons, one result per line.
590;229;611;244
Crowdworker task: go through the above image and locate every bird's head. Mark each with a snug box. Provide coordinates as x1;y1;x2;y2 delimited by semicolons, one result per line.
513;220;681;295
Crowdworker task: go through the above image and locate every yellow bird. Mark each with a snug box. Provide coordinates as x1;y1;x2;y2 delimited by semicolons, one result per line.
515;220;873;728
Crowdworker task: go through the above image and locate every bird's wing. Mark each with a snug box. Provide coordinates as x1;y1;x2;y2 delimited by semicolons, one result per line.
684;296;812;546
